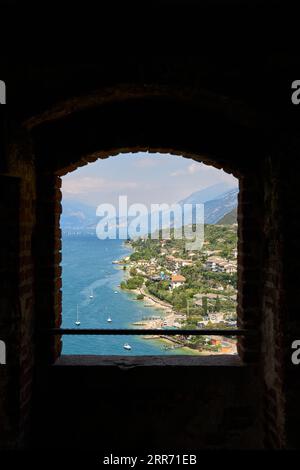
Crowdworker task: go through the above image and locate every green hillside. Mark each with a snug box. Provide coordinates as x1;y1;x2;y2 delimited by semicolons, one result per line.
217;207;237;225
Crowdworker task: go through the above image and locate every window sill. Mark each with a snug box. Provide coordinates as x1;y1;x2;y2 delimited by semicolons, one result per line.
54;354;244;368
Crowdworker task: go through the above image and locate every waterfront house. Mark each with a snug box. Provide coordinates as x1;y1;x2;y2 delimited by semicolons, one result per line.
170;274;186;289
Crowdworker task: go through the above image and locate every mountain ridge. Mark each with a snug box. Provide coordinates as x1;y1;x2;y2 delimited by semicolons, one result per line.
61;184;239;232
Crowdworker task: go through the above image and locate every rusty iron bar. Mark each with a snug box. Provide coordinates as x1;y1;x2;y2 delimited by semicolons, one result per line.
47;328;253;336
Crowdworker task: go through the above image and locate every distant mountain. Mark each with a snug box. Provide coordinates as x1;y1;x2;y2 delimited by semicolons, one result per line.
61;200;138;235
61;183;239;234
178;182;236;206
178;185;238;225
216;207;237;225
204;188;238;224
60;200;98;231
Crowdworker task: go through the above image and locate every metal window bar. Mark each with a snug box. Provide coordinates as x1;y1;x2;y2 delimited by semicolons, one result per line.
48;328;254;337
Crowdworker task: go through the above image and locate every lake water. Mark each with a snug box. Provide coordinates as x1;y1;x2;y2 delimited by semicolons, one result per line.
61;236;193;355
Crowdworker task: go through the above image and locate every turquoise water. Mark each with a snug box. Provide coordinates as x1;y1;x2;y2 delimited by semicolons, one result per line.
61;236;188;355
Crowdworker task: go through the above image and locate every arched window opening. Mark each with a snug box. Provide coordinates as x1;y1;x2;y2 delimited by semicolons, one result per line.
59;152;239;356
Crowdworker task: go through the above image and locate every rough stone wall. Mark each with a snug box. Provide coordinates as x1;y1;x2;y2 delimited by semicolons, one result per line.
278;141;300;449
237;173;264;363
0;174;21;448
260;155;286;448
259;144;300;449
34;174;62;364
0;127;36;449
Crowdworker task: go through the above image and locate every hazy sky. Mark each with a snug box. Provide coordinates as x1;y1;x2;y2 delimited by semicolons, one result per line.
62;152;237;207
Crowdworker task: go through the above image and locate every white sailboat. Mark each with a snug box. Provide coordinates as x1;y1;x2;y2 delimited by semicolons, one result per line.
75;304;81;326
89;288;94;299
123;343;132;350
107;317;112;323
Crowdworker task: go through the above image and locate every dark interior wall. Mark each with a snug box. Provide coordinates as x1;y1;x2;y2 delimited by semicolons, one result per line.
261;154;286;447
0;175;21;448
0;59;299;450
32;357;262;450
257;144;300;448
0;129;36;448
272;142;300;448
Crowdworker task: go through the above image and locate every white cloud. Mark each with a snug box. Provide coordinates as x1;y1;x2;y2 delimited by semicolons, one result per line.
170;161;236;186
62;176;139;195
61;153;238;207
188;162;202;174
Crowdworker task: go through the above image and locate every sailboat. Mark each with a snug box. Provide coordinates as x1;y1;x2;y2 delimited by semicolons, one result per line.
107;317;112;323
89;288;94;299
75;305;81;326
123;343;132;350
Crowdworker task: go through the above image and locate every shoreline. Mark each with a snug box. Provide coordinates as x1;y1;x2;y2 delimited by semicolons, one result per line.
126;287;177;329
120;282;204;356
141;336;205;356
117;246;198;353
117;243;236;356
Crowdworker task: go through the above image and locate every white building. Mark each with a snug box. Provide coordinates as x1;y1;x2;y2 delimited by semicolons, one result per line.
170;274;186;289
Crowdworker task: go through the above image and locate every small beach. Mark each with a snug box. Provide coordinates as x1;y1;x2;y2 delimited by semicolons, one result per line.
120;275;205;355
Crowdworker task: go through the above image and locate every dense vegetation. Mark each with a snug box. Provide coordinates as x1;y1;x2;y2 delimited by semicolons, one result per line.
122;224;238;324
120;275;144;290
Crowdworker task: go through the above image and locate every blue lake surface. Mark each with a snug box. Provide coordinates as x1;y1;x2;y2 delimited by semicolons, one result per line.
61;236;190;355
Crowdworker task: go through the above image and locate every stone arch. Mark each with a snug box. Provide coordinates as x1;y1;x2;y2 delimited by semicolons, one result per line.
30;84;264;175
30;85;264;364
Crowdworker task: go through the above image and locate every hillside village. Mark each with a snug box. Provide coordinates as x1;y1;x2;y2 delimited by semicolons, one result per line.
115;223;238;354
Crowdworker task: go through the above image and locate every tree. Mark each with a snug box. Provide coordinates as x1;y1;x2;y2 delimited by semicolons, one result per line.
202;296;208;316
215;296;221;312
130;267;137;276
